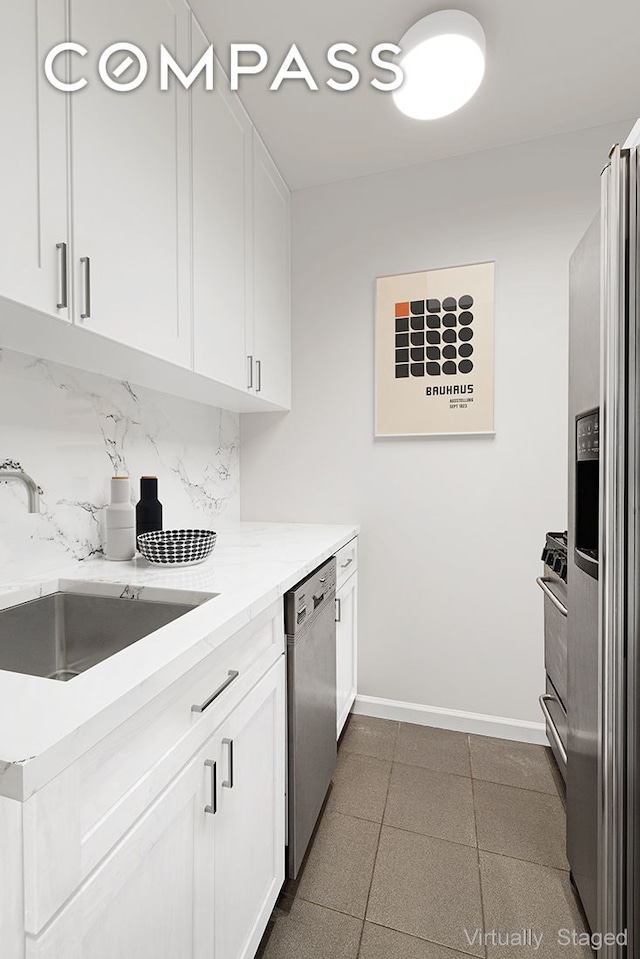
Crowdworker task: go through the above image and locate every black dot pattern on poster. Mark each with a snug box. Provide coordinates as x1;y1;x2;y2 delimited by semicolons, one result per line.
394;295;475;377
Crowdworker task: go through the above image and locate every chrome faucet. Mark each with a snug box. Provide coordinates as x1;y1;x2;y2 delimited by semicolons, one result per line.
0;470;40;513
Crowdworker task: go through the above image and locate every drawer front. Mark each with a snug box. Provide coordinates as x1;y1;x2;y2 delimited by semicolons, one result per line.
543;590;568;708
335;537;358;588
542;677;567;782
23;600;285;934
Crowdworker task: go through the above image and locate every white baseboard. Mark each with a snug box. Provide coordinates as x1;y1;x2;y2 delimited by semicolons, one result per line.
352;694;547;746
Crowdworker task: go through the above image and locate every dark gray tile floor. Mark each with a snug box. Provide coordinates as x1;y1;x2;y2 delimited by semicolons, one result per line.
257;716;592;959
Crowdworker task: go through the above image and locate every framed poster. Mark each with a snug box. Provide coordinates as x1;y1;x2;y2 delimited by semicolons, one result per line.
375;261;495;436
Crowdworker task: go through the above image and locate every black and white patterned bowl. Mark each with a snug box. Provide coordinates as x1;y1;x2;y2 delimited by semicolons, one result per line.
137;529;217;567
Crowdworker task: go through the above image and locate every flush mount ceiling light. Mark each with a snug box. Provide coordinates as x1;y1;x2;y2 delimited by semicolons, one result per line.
393;9;485;120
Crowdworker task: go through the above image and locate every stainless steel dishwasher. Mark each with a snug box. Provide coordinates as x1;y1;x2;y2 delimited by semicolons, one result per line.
285;557;337;878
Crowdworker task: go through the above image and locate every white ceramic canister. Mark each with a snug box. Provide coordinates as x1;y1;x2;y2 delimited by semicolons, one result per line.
105;476;136;561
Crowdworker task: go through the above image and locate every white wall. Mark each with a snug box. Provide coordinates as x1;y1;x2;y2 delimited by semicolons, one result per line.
0;348;239;581
241;120;632;728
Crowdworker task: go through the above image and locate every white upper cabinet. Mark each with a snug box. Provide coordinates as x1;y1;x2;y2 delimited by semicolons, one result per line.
0;0;69;319
191;19;252;392
251;133;291;409
68;0;192;367
0;0;292;412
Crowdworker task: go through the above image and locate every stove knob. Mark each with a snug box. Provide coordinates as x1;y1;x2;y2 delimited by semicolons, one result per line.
541;547;548;562
553;554;564;574
559;561;567;581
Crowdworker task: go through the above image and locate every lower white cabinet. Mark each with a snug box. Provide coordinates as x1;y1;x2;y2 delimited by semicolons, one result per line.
25;655;286;959
214;657;286;959
336;570;358;737
26;730;217;959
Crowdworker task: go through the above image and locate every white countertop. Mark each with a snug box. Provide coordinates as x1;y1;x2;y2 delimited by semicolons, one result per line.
0;522;358;801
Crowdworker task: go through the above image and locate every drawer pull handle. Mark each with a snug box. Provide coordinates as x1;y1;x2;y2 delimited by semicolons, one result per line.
192;670;239;714
340;558;353;569
222;738;234;789
204;759;217;815
539;694;568;765
335;598;341;623
536;577;567;617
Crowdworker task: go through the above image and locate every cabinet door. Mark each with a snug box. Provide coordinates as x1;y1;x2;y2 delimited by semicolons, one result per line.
214;656;286;959
0;0;69;319
252;133;291;408
69;0;191;366
27;735;217;959
336;573;358;737
192;19;252;391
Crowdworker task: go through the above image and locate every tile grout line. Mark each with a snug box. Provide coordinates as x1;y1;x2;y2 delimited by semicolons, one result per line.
343;750;559;798
468;734;488;959
354;720;399;958
361;918;491;959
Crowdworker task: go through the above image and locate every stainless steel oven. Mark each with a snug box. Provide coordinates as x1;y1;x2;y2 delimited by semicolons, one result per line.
537;531;568;780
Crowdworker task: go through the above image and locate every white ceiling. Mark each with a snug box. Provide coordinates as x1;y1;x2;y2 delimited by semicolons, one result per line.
190;0;640;190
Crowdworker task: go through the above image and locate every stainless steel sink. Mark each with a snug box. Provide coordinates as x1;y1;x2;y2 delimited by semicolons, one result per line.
0;589;202;681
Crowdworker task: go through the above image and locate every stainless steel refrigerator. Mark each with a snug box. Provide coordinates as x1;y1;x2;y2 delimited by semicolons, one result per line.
567;136;640;957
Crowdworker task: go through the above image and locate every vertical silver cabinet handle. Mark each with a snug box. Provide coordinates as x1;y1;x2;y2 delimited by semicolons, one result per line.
56;242;68;309
256;359;262;393
335;598;341;623
204;759;217;815
247;355;254;390
222;738;234;789
80;256;91;319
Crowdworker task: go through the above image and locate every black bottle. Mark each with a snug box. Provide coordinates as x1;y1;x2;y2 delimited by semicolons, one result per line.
136;476;163;539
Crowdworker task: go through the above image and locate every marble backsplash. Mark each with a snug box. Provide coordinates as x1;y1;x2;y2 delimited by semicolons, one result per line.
0;348;240;580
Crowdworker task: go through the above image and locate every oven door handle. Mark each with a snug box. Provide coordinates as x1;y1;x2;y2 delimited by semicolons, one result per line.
539;694;568;766
536;577;568;617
